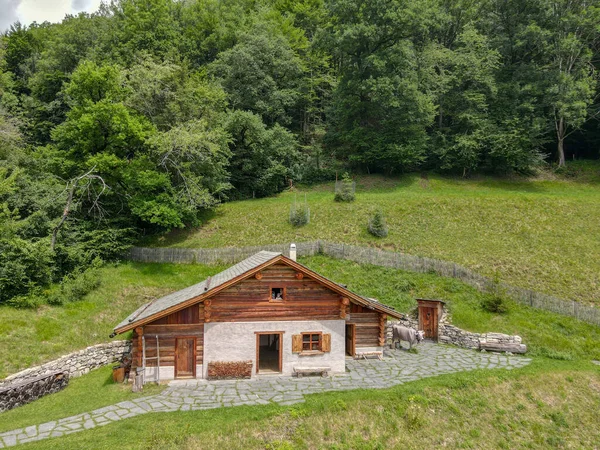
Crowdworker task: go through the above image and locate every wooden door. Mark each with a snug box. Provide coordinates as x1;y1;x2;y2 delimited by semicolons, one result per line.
345;324;355;356
420;307;437;339
175;337;196;379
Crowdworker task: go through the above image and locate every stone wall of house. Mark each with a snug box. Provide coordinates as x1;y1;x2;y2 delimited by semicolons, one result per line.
0;372;69;412
386;307;525;353
1;340;132;386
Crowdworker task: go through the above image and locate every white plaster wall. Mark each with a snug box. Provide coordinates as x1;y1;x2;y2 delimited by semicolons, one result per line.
144;366;174;382
144;364;203;382
355;346;383;353
203;320;346;378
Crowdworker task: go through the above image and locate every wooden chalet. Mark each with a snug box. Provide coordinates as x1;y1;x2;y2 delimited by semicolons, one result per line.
112;246;403;381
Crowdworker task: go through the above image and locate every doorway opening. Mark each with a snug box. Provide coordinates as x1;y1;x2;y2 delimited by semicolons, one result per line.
345;324;355;356
256;333;282;373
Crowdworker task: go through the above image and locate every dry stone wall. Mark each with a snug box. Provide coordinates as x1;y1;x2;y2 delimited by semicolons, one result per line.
0;372;69;412
386;308;525;353
1;340;132;386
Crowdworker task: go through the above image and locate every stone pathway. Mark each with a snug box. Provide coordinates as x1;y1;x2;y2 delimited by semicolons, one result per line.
0;343;530;447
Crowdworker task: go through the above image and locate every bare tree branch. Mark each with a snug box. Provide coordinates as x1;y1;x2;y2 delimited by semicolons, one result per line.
51;167;108;251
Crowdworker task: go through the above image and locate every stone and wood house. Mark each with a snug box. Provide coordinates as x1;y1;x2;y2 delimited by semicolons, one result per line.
112;246;403;382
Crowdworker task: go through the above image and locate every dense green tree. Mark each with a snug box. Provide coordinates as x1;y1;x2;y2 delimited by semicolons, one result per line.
325;0;437;173
124;57;228;130
225;110;299;198
1;0;599;304
210;26;304;127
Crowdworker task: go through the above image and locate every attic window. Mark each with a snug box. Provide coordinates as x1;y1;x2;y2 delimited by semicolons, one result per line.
271;287;285;301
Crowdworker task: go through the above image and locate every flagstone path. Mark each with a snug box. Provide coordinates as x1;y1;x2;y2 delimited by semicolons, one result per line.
0;343;530;447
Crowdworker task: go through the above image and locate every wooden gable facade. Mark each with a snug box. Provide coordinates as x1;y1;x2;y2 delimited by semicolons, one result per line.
121;254;399;381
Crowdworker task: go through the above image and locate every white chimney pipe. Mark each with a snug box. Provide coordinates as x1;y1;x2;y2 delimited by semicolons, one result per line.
290;243;297;261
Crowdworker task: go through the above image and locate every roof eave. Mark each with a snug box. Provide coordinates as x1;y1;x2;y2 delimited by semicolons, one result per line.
113;253;403;335
113;254;286;335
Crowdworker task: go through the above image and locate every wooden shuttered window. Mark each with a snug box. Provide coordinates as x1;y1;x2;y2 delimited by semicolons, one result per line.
293;333;331;353
292;334;303;353
322;333;331;352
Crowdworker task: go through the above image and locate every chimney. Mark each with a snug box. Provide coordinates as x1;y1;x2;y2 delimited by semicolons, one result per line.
289;243;297;261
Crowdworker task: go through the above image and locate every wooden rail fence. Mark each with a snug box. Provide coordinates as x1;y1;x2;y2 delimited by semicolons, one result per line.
128;241;600;327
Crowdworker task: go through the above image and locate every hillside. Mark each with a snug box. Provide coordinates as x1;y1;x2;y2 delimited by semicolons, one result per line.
148;165;600;305
3;256;600;379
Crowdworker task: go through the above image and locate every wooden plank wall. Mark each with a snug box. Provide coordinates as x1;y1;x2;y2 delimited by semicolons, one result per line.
209;264;342;322
346;312;381;348
131;304;204;369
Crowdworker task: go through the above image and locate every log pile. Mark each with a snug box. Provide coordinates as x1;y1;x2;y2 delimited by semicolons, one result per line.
479;333;527;354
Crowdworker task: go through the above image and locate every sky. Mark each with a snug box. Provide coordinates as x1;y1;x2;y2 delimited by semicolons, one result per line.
0;0;104;32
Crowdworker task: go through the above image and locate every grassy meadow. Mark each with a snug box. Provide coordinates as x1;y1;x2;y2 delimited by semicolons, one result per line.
148;162;600;305
0;365;163;433
12;359;600;450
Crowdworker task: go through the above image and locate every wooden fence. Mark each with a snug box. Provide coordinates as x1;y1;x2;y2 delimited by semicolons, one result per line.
128;241;600;327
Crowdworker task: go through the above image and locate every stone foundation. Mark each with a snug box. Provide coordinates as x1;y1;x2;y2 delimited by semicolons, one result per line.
0;372;69;412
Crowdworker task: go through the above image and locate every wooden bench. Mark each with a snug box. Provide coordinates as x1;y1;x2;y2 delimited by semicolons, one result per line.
355;351;383;361
479;342;527;354
293;366;331;377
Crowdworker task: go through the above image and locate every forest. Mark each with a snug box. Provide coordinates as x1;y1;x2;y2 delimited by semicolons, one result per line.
0;0;599;305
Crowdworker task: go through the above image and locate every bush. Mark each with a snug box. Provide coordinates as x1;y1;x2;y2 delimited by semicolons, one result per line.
334;173;355;202
47;261;102;305
6;292;45;309
368;210;388;237
289;198;310;227
0;237;54;304
481;294;508;314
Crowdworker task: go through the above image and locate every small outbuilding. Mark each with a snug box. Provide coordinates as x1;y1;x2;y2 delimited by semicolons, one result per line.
112;246;403;382
416;298;445;341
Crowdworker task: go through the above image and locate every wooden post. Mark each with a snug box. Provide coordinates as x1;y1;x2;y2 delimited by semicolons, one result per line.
135;327;143;369
378;314;386;347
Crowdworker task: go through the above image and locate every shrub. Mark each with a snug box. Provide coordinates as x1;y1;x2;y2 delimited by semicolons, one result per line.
481;294;508;314
0;237;53;304
47;261;102;305
368;210;388;237
289;198;310;227
6;292;45;309
334;173;355;202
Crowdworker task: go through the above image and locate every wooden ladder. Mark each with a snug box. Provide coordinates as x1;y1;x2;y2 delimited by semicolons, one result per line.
141;335;160;384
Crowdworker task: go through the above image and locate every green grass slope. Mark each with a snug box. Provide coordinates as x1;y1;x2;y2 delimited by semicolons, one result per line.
16;360;600;450
2;257;599;379
149;162;600;304
0;365;164;433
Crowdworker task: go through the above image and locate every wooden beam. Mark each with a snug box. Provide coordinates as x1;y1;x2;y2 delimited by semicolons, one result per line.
204;300;212;323
378;314;386;347
340;297;350;319
135;326;144;369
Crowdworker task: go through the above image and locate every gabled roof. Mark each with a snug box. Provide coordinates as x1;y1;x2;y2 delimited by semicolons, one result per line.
113;250;402;334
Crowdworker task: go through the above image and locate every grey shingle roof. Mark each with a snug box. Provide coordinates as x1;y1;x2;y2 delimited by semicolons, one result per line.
114;251;281;331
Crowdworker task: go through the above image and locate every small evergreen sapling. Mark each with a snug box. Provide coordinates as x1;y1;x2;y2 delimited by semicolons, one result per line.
334;173;356;202
289;195;310;227
368;210;388;237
